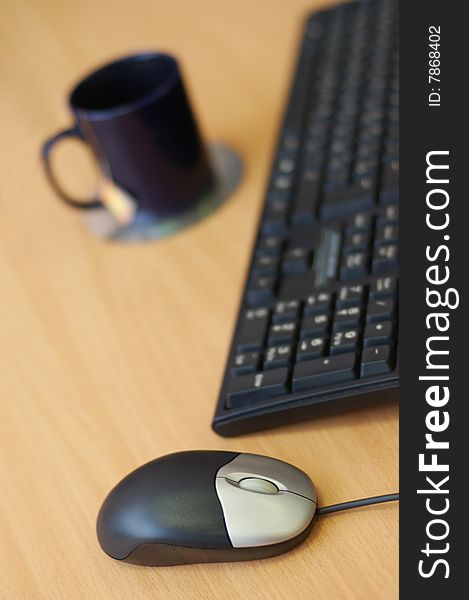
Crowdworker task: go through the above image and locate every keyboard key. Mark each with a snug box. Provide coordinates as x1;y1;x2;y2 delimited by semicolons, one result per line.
304;292;334;315
346;212;373;232
337;285;365;307
264;344;292;369
236;308;270;351
268;321;297;345
246;275;276;305
375;225;399;245
285;247;309;260
370;276;397;298
333;305;362;330
340;251;369;280
372;244;398;273
273;173;293;192
330;329;359;354
231;352;260;376
252;254;279;276
300;312;330;337
343;231;370;253
364;321;393;347
376;204;399;226
273;300;301;323
261;202;289;235
292;353;357;391
226;368;289;408
360;345;393;377
257;236;284;256
366;298;395;322
296;336;327;361
282;247;310;274
277;157;296;173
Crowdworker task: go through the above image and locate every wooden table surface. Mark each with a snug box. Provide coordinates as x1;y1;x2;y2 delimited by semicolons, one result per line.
1;0;398;598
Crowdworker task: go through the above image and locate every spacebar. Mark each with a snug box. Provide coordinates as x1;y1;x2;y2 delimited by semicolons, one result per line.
292;354;356;391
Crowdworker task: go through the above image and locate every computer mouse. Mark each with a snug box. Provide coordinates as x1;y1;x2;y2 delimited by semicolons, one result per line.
97;450;317;566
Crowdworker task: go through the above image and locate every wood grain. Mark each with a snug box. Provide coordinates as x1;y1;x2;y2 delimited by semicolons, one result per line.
0;0;398;598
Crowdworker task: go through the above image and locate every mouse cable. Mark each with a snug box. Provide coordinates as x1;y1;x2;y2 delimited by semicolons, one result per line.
317;493;399;516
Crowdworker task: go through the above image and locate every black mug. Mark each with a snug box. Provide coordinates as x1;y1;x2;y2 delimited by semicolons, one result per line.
42;53;214;219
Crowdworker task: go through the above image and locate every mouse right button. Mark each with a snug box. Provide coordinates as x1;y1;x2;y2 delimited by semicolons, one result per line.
216;477;316;548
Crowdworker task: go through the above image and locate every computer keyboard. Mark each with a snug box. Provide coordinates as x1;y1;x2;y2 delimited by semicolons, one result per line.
213;0;399;436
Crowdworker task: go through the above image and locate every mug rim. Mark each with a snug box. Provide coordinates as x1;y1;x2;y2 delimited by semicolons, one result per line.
69;52;179;122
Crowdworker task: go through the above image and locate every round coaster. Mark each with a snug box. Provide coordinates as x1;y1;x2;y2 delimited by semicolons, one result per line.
83;143;243;242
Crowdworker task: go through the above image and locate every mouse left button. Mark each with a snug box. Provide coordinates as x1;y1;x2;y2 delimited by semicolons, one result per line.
97;451;239;561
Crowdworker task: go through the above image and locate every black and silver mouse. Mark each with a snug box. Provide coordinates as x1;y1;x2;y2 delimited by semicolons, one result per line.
97;451;317;566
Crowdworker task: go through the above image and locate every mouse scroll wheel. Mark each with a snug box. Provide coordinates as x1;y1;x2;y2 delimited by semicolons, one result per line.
237;477;279;495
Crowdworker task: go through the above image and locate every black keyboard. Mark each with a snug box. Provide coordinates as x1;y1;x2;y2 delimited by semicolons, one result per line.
213;0;399;436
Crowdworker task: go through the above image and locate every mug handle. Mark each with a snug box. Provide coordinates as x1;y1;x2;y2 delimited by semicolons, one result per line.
41;126;102;210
